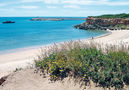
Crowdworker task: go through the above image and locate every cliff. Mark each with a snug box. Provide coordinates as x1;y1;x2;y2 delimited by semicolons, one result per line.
75;16;129;30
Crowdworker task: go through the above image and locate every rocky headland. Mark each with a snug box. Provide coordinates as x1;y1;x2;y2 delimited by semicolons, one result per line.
75;13;129;30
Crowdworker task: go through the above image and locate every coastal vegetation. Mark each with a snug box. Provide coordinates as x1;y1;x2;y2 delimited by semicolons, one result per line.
35;41;129;89
90;13;129;19
115;24;128;29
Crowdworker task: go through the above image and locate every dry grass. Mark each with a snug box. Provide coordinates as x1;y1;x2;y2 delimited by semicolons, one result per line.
35;40;129;89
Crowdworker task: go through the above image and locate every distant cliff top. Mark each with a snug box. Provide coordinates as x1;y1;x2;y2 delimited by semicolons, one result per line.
75;13;129;30
89;13;129;19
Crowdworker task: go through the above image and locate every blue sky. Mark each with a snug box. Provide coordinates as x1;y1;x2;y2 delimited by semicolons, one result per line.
0;0;129;17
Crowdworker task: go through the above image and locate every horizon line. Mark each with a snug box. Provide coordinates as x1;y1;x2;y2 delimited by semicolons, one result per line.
0;16;88;17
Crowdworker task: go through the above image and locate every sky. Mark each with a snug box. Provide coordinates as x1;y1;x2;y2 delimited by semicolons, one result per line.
0;0;129;17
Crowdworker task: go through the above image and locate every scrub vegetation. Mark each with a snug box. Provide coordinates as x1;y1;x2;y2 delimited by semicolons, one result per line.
90;13;129;19
35;41;129;89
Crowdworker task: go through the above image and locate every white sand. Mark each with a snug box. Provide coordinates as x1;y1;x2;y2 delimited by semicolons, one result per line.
1;69;119;90
0;69;110;90
0;30;129;90
94;30;129;45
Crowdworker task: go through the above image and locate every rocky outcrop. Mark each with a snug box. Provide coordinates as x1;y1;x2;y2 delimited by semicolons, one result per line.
75;17;129;30
0;76;8;86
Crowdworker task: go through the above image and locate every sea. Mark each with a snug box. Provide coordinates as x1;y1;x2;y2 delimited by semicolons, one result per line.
0;17;107;52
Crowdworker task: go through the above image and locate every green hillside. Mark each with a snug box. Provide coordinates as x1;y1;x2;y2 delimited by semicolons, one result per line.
90;13;129;18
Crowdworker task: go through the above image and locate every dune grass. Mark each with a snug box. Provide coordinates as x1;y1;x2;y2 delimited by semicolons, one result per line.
35;41;129;89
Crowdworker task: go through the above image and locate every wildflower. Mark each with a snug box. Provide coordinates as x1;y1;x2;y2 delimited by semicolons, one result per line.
98;69;100;72
59;69;63;72
83;76;85;79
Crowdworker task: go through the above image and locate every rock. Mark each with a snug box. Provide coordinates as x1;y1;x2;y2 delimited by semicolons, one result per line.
0;76;8;86
75;17;129;30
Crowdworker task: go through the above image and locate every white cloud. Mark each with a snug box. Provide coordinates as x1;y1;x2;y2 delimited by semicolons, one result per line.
47;6;57;8
18;5;39;9
62;0;129;6
21;0;43;3
107;1;129;6
63;5;80;9
0;8;15;11
21;0;59;4
0;3;7;7
44;0;59;4
61;0;110;5
2;0;129;7
62;0;94;5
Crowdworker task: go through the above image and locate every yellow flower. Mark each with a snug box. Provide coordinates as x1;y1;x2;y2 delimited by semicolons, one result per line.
83;77;85;79
84;74;87;76
60;69;63;72
98;69;100;72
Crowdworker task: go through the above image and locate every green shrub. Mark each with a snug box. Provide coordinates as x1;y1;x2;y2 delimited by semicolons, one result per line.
115;24;127;29
35;42;129;89
90;13;129;19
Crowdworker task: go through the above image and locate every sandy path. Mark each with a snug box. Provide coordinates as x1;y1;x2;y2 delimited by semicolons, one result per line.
0;30;129;78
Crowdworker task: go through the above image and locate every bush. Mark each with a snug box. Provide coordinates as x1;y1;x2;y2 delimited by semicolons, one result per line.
90;13;129;19
35;41;129;89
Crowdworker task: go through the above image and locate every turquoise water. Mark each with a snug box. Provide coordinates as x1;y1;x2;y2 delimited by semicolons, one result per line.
0;17;107;51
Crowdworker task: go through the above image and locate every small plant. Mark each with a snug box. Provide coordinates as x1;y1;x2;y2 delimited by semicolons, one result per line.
14;68;22;72
35;41;129;89
115;24;127;29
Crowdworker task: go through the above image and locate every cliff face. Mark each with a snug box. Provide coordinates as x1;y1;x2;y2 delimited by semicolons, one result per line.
86;17;129;26
75;17;129;30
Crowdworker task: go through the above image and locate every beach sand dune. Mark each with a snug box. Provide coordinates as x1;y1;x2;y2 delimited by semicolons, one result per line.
0;69;109;90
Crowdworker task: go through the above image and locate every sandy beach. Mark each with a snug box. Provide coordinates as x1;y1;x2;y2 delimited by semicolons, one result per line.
0;30;129;78
0;30;129;90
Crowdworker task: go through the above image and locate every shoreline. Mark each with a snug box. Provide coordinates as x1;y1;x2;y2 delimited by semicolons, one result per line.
0;30;108;55
0;30;129;78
